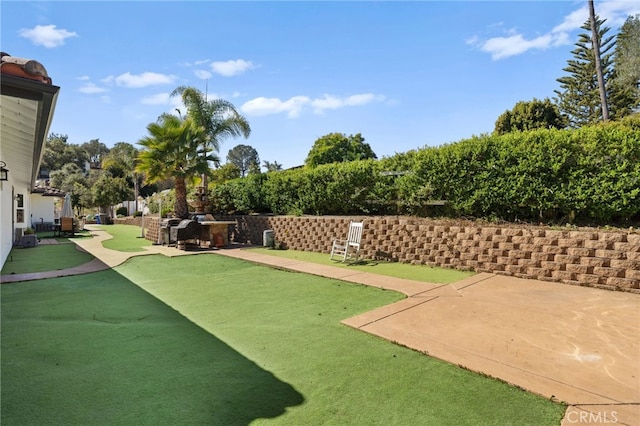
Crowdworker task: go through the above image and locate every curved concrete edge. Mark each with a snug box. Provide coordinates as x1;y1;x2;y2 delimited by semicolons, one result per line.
1;229;221;284
1;258;111;283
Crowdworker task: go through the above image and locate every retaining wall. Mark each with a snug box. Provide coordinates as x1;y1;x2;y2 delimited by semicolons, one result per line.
136;215;640;293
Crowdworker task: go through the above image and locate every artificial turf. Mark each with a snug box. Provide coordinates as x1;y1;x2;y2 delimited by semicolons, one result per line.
92;224;152;252
2;253;566;425
1;243;95;275
248;247;475;284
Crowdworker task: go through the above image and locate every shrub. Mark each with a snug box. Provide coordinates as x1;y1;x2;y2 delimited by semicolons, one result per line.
116;206;128;217
207;117;640;225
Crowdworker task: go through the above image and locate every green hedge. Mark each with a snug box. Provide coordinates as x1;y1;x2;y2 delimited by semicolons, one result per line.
208;116;640;225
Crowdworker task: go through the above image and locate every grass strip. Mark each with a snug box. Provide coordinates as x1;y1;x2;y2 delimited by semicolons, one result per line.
93;224;152;252
1;243;95;275
248;246;474;284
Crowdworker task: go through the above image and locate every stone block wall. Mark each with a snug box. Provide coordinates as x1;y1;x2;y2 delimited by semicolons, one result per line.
114;216;158;241
139;215;640;292
113;217;142;227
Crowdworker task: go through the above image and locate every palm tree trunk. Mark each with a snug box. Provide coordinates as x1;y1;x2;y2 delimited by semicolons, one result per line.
589;0;609;122
133;174;140;213
174;176;189;219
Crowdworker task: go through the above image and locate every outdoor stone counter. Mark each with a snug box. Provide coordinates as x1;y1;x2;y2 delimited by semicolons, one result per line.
141;215;639;293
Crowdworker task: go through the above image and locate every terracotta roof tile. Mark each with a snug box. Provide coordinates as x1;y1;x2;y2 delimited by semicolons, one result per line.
32;183;66;197
1;52;52;85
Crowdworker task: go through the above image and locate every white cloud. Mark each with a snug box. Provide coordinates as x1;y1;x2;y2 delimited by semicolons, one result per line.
141;93;171;105
479;33;559;60
111;72;177;88
242;93;385;118
552;6;588;33
18;24;77;48
78;83;108;94
311;93;385;114
140;94;189;119
345;93;385;106
211;59;255;77
242;96;310;118
194;69;212;80
311;94;343;111
471;1;640;60
598;0;640;26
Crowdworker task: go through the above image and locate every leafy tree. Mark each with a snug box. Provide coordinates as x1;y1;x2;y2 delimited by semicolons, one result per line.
136;113;211;219
263;160;283;172
49;163;86;191
92;172;132;217
74;181;93;216
248;162;261;175
227;144;260;177
81;139;109;168
41;134;88;173
102;142;143;211
494;98;566;135
49;163;91;215
611;14;640;116
211;163;241;183
305;132;377;167
555;16;617;127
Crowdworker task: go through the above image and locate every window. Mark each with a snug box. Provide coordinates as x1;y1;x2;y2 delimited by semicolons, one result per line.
16;194;24;223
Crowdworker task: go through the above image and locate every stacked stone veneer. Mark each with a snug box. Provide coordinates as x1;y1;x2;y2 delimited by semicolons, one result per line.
142;215;639;292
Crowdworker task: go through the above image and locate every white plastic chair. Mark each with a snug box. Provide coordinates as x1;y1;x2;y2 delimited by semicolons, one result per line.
330;221;364;262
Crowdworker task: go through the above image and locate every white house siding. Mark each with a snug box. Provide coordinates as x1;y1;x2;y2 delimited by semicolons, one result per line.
30;194;57;229
0;183;14;267
0;180;33;267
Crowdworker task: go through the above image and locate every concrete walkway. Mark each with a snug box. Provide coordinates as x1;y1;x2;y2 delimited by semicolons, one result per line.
2;226;639;425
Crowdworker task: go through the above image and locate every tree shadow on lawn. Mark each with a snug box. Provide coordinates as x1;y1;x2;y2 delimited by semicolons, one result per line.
1;269;304;425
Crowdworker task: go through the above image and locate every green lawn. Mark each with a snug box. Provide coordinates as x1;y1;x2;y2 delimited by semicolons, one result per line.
249;246;475;284
1;243;95;275
92;224;152;252
2;253;566;425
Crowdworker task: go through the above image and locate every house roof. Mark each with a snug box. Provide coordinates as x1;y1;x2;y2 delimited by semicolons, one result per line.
1;53;60;190
32;184;66;197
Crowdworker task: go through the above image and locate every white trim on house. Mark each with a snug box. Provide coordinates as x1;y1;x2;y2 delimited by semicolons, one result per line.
1;73;60;268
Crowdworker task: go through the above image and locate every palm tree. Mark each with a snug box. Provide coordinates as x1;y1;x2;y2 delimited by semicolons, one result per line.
172;86;251;152
263;160;283;172
171;86;251;210
136;113;212;219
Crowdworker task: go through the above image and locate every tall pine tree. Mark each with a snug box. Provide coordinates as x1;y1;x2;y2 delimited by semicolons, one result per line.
610;14;640;117
555;16;617;127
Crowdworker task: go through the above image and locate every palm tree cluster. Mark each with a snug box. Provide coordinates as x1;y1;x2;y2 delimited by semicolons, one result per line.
136;86;250;219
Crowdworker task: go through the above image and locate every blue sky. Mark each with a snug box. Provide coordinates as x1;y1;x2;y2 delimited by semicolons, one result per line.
3;1;638;169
